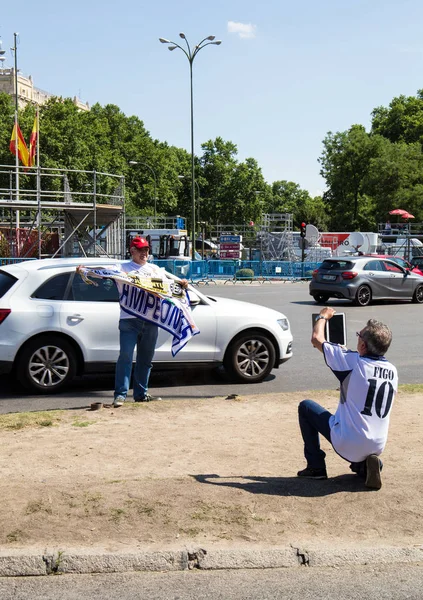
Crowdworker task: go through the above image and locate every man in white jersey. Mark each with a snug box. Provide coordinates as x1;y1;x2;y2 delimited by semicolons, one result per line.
78;236;188;407
297;307;398;490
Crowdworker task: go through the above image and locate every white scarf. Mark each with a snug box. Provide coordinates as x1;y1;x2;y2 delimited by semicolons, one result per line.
78;267;200;356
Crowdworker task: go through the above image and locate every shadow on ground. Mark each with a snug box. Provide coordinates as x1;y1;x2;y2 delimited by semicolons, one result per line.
191;473;374;497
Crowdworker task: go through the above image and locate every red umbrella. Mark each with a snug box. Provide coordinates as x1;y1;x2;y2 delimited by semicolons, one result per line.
389;208;415;218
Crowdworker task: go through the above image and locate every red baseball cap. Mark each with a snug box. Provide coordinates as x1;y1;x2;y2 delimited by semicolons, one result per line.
130;237;150;250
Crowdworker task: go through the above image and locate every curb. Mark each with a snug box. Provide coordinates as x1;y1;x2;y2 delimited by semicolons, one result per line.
0;545;422;577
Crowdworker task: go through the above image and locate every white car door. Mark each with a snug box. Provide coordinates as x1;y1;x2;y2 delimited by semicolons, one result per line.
59;273;120;362
153;289;217;362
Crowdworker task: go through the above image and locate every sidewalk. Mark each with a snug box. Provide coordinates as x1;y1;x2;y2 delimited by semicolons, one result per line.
0;389;422;575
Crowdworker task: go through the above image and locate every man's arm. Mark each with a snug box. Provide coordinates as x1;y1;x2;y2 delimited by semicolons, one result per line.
311;306;336;353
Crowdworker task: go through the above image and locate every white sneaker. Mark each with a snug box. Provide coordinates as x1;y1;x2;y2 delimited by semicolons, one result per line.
113;396;125;408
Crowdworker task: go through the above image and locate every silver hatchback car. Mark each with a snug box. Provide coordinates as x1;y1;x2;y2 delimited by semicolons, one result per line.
309;256;423;306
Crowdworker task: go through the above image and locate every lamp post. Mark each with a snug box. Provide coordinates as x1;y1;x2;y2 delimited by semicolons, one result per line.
160;33;221;260
253;191;267;276
128;160;158;220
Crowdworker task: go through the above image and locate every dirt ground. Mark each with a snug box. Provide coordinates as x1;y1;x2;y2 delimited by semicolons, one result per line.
0;390;422;553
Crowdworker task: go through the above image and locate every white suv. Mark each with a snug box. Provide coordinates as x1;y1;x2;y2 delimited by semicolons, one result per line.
0;258;293;394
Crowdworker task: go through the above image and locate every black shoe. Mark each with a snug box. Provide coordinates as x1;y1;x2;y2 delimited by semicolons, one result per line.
134;393;162;402
365;454;382;490
297;467;328;480
350;461;366;479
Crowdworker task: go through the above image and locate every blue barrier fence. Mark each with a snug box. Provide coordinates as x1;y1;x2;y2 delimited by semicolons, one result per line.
0;257;321;281
154;259;321;281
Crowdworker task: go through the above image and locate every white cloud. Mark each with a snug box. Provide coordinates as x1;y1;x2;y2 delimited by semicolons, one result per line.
227;21;257;39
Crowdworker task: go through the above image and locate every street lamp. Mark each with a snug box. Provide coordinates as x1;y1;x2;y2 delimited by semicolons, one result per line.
160;33;221;260
254;191;265;276
128;160;158;220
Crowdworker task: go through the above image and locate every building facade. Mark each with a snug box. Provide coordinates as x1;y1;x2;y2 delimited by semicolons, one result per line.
0;68;89;111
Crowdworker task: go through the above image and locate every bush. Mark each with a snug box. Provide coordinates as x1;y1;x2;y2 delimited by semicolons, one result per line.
235;268;254;280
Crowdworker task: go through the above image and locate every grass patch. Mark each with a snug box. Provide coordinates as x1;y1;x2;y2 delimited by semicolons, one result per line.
398;383;423;394
26;500;53;515
178;527;201;537
72;420;92;428
83;492;104;516
125;499;155;516
110;508;127;523
0;410;63;431
84;492;103;503
6;529;26;543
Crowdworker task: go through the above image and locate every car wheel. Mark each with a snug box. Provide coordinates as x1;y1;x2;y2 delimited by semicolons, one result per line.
224;332;276;383
412;284;423;304
313;293;330;304
16;335;77;394
354;285;372;306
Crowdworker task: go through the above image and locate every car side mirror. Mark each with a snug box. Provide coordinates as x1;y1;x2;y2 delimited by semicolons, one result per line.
187;290;201;307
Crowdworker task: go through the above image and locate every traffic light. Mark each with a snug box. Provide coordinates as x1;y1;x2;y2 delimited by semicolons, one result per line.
300;222;306;238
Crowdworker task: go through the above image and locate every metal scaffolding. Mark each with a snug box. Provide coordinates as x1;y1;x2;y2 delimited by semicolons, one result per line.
0;164;125;259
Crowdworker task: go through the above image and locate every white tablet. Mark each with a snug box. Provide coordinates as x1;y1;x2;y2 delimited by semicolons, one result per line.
312;313;347;346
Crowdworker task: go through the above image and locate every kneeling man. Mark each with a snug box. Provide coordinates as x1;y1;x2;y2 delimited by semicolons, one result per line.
297;308;398;490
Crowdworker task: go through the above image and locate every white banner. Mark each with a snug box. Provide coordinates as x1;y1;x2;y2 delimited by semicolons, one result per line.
78;267;200;356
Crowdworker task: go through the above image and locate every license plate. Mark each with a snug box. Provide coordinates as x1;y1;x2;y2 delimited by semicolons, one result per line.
322;274;336;281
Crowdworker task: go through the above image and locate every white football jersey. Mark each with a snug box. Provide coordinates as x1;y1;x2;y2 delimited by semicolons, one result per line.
323;342;398;462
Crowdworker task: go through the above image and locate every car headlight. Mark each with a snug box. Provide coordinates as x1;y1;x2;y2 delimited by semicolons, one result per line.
277;318;289;331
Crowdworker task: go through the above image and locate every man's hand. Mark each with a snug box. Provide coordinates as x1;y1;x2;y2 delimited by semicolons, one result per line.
178;279;189;290
311;306;336;353
319;307;336;320
76;265;84;274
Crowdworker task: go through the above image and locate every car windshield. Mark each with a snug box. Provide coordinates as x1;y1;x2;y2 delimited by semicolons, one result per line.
320;260;354;270
0;270;18;298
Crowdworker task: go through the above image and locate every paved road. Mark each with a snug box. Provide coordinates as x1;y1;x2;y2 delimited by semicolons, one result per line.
0;282;420;413
1;565;422;599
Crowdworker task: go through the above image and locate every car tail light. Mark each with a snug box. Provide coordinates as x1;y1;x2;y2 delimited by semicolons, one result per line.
342;271;358;280
312;269;319;279
0;309;11;324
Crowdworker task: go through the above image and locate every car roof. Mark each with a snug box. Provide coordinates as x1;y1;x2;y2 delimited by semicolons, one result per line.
1;257;120;273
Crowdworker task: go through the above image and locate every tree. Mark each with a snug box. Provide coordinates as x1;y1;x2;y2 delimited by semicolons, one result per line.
372;91;423;145
319;125;377;230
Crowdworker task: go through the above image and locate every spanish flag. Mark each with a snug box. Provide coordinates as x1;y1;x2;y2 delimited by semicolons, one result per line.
10;122;30;167
28;114;38;167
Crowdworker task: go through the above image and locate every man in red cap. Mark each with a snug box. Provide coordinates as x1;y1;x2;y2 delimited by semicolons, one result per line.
79;236;188;406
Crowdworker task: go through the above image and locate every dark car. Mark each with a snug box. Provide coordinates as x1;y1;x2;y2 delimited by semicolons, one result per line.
310;256;423;306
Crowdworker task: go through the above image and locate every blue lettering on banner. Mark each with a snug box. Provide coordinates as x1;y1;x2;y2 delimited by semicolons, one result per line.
160;300;171;323
132;288;145;312
153;296;161;320
143;292;156;315
121;284;130;304
167;306;178;328
171;307;182;330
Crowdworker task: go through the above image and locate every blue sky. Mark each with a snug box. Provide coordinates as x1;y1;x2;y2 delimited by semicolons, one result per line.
2;0;423;196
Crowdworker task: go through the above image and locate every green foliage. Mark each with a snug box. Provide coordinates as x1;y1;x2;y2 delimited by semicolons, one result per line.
235;268;254;279
4;84;423;234
371;91;423;145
